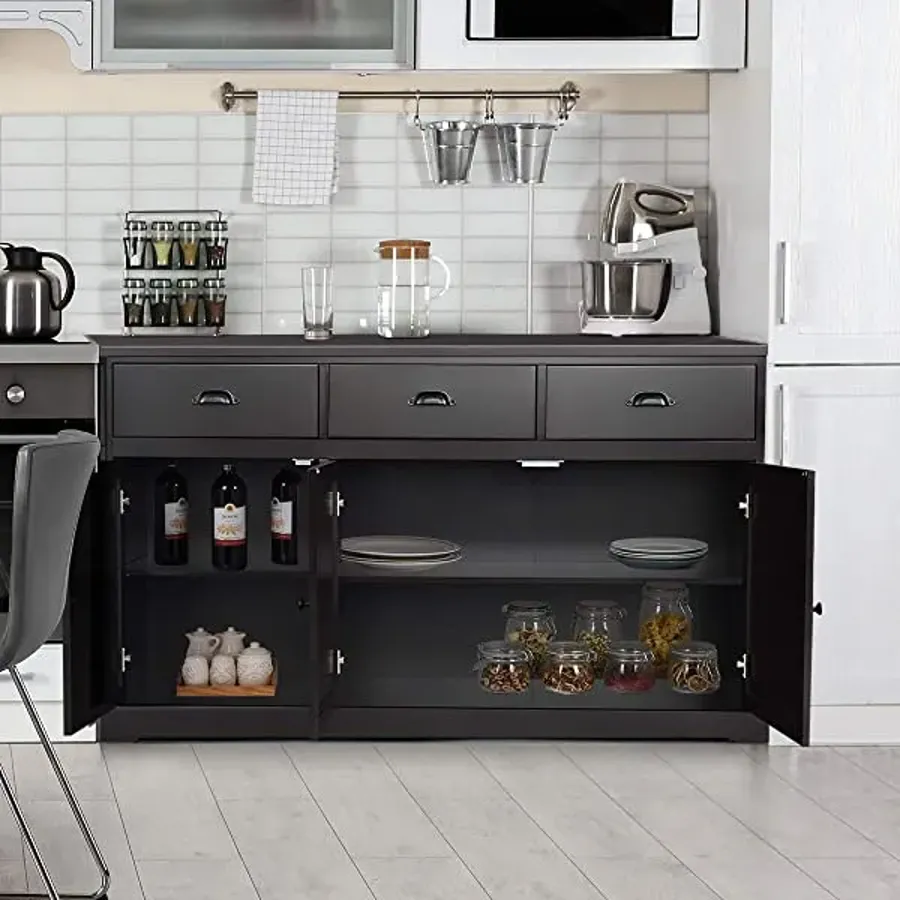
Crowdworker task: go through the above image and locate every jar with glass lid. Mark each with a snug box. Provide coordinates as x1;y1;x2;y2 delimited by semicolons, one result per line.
205;220;229;270
203;278;227;329
638;582;693;676
475;641;532;695
178;221;202;269
148;278;174;326
503;601;556;671
123;220;148;269
176;278;200;326
150;221;175;269
122;278;146;329
604;641;656;693
668;641;721;695
541;642;596;695
572;601;625;672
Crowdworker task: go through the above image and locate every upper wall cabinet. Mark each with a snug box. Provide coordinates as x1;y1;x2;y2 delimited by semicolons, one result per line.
0;2;92;70
417;0;747;71
94;0;414;69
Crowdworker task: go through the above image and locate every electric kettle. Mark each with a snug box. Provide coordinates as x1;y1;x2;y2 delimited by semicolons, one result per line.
0;243;75;341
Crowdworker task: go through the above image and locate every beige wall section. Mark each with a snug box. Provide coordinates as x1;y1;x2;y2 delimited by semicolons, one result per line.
0;31;708;115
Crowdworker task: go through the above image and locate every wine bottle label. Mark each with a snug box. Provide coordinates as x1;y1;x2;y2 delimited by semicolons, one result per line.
271;498;293;539
214;503;247;546
164;498;188;539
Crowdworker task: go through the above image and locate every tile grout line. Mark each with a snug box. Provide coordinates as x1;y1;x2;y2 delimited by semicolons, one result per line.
372;744;493;900
6;744;28;891
188;743;264;900
279;743;379;900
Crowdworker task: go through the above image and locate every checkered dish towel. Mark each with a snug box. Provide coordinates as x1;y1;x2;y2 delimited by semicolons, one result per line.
252;90;340;206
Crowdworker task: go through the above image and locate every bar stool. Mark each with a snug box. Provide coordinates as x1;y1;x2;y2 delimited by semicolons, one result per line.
0;430;109;900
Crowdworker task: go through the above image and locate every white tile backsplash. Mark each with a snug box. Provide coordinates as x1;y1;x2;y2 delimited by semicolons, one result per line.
0;110;707;335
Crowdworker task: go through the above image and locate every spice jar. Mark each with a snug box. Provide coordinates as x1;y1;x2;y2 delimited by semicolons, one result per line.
541;642;596;695
203;278;226;328
503;601;556;672
572;601;625;673
475;641;532;695
178;221;202;269
638;582;693;676
123;220;148;269
669;641;721;695
150;220;175;269
205;220;229;270
176;278;201;326
148;278;174;326
122;277;146;328
604;641;656;693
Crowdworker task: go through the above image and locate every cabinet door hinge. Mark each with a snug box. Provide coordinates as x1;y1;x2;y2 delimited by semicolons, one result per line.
332;649;346;675
326;490;345;518
291;458;315;468
119;490;130;515
121;648;132;673
736;653;748;680
739;492;751;520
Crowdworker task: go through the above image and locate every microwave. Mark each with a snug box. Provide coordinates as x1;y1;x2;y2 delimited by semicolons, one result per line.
417;0;747;70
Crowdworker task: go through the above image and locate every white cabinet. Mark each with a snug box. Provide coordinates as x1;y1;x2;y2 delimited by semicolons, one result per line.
0;2;92;70
769;366;900;707
93;0;414;69
712;0;900;363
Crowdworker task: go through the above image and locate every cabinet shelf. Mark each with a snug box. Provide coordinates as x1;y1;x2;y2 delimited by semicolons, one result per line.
125;562;309;578
339;542;742;585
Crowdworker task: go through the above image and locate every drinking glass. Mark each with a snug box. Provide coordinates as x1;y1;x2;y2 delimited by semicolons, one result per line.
301;265;334;340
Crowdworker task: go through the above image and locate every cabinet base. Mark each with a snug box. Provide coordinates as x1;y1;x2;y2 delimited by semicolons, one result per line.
98;706;311;741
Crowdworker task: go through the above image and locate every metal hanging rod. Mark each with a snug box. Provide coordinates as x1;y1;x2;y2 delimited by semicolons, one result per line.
219;80;580;115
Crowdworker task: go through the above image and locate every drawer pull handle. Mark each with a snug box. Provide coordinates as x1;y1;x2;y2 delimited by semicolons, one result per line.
626;391;676;408
193;389;240;407
409;390;455;408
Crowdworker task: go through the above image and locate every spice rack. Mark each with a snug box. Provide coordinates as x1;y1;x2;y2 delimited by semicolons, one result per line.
121;209;230;337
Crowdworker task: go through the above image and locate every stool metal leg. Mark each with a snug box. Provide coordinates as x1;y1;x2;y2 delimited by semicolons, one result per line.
0;666;111;900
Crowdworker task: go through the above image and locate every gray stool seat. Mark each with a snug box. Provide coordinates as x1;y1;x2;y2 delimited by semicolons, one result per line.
0;431;108;900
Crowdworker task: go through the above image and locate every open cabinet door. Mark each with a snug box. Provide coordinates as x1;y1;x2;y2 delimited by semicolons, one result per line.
746;463;816;746
308;461;340;738
64;466;123;734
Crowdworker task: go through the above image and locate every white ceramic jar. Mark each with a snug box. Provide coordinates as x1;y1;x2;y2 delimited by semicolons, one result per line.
237;642;274;687
181;655;209;687
210;654;237;686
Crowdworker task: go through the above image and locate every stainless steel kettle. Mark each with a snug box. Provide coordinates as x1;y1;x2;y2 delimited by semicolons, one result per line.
600;180;696;246
0;243;75;341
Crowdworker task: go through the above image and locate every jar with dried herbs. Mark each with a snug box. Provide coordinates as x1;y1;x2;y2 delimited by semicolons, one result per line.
572;600;625;673
475;641;532;695
638;582;693;676
668;641;721;695
503;601;556;671
541;642;596;695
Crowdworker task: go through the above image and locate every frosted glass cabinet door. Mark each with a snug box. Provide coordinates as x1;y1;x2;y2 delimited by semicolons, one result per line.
97;0;414;68
769;366;900;708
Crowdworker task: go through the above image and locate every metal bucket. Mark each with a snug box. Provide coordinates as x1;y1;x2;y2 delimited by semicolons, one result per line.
581;259;672;320
496;123;556;185
420;121;481;186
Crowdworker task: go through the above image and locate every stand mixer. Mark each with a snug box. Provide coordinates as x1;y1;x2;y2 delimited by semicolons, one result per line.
580;180;711;336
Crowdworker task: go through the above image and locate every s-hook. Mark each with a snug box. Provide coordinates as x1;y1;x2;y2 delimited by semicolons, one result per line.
483;88;496;124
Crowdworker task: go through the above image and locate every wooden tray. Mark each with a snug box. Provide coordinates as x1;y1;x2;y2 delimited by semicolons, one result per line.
176;665;277;698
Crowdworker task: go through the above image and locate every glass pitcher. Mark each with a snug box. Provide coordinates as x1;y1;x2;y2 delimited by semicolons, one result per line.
375;239;451;338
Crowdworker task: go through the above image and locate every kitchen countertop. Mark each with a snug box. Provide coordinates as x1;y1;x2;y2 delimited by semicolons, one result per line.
0;337;98;365
90;334;767;360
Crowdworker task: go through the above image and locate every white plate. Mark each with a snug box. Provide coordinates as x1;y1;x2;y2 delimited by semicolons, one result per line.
341;535;463;560
341;552;462;571
610;548;708;559
609;538;708;557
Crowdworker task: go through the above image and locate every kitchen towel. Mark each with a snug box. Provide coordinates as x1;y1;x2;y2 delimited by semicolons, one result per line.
252;90;340;206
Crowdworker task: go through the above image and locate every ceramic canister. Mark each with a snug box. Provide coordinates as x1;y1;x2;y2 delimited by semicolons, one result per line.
181;655;209;687
210;654;237;686
237;642;274;687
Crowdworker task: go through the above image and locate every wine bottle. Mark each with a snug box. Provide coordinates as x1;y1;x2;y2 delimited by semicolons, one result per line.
212;464;247;571
271;465;300;565
154;464;188;566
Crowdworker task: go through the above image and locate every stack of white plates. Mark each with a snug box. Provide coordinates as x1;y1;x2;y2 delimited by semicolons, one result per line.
340;535;463;571
608;537;708;570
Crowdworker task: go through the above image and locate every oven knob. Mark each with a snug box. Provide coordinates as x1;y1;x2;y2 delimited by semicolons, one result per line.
5;385;25;405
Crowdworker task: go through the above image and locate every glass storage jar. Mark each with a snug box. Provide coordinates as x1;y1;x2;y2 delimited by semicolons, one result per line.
475;641;532;695
150;220;175;269
205;220;229;270
604;641;656;693
503;601;556;671
572;601;626;672
148;278;174;326
668;641;722;695
638;582;693;676
203;278;227;328
176;278;201;326
541;642;596;695
178;221;202;269
122;278;146;328
123;220;148;269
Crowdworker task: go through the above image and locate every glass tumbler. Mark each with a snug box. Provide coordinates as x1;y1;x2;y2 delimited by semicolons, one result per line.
301;265;334;340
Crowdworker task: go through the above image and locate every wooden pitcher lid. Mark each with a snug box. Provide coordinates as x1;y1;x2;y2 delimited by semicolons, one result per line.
378;239;431;260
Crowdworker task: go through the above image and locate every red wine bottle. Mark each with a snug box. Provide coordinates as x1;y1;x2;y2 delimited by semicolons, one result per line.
212;464;247;571
271;466;300;565
154;464;188;566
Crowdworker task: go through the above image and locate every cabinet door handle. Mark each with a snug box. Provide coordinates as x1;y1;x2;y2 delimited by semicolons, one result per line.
408;390;455;407
193;389;240;407
776;240;792;325
626;391;676;408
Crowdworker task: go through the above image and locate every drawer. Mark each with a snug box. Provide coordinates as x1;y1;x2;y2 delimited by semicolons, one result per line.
0;645;62;704
328;364;537;440
112;364;318;439
545;365;757;441
0;364;93;420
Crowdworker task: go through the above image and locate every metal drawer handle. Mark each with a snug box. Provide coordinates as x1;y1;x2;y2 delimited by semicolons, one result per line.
408;390;455;407
626;391;676;408
193;389;240;407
